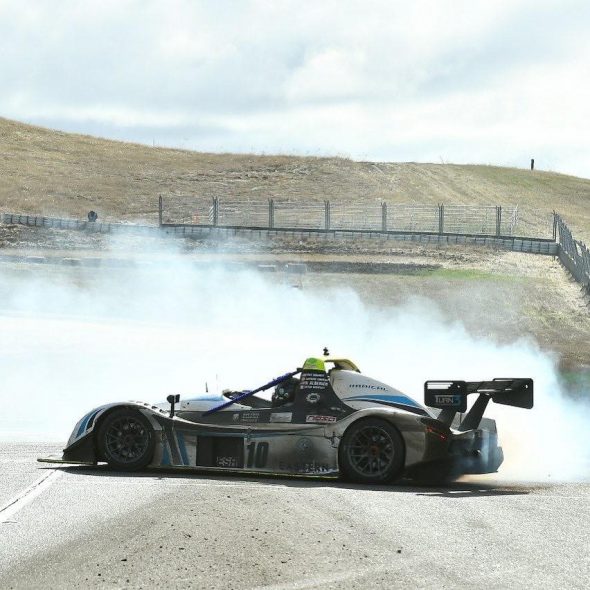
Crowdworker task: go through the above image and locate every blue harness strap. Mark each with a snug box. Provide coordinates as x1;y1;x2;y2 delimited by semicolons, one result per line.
203;370;300;415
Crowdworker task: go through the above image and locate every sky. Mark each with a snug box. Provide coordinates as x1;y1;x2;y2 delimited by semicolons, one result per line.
1;0;589;178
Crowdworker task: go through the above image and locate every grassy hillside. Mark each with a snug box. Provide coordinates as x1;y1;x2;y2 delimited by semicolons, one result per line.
0;117;589;372
1;117;589;240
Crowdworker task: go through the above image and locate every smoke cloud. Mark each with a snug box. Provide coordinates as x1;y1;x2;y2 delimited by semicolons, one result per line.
0;243;588;482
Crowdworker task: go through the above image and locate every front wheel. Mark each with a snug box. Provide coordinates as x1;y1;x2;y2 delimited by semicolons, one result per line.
339;418;405;484
97;409;155;471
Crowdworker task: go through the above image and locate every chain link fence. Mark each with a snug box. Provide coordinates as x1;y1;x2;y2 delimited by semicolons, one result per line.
160;197;520;236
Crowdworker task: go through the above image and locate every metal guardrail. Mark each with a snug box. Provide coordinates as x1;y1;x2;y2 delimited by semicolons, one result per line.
159;224;557;255
1;213;158;235
555;214;590;291
3;208;588;302
1;211;557;256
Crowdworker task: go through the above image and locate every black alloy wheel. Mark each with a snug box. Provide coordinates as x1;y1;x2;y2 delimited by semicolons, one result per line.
97;409;155;471
339;418;405;484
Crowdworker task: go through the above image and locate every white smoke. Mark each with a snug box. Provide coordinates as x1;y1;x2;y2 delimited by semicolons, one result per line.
0;245;588;482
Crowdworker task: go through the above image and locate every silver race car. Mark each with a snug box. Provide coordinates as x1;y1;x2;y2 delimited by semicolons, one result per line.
39;352;533;484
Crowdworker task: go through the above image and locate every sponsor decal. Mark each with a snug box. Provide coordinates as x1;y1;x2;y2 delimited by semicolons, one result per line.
296;437;312;453
216;456;240;468
306;415;337;424
306;392;321;404
270;412;292;423
240;411;260;423
434;394;461;406
278;461;332;474
349;383;387;391
300;373;330;392
232;413;240;422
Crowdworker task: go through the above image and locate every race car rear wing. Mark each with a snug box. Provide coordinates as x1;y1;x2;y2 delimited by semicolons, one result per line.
424;378;533;430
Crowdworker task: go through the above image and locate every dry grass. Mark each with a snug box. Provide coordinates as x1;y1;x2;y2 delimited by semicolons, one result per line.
1;118;589;241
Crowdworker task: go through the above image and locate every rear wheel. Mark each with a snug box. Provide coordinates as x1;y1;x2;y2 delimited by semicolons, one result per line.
97;409;155;471
339;418;405;484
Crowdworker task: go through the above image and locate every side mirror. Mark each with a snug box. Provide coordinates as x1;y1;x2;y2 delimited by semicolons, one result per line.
167;394;180;417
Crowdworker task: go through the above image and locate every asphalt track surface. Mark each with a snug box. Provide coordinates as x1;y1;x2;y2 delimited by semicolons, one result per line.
1;443;588;589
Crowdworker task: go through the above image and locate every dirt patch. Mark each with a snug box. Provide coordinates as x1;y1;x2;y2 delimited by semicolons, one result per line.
1;224;588;371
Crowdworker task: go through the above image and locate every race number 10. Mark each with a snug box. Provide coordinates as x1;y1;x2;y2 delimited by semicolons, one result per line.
246;442;269;468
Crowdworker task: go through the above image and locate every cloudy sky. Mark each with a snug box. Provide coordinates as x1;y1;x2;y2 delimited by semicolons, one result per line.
1;0;589;177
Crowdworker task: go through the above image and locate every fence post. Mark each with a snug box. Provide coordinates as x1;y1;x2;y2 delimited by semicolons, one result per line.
158;195;163;226
213;197;219;226
438;204;444;234
552;211;558;241
381;202;387;232
496;206;502;236
325;200;330;231
268;199;274;229
584;243;590;272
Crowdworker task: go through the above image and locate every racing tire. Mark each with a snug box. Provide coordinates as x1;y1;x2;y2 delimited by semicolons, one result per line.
97;408;155;471
339;418;405;484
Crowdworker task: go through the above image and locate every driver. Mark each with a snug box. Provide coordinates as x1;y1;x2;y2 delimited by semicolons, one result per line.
271;377;299;407
222;389;241;400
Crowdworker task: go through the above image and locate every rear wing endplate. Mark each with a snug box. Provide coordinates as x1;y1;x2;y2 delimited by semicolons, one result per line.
424;378;533;430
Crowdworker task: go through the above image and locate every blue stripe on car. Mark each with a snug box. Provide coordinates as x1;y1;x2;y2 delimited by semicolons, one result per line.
343;395;429;416
76;409;100;438
162;443;171;466
176;431;189;466
343;394;422;408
